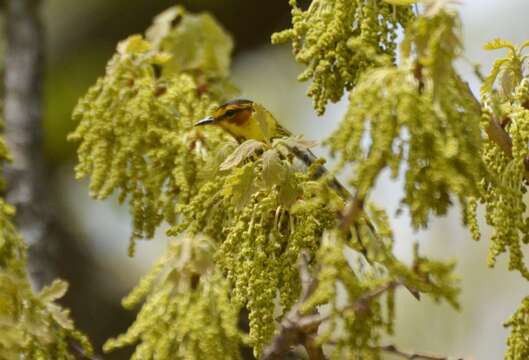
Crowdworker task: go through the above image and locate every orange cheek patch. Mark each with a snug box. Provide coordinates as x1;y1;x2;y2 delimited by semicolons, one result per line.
231;109;252;126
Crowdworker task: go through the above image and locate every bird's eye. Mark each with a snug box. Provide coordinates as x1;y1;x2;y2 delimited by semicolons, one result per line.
225;109;236;117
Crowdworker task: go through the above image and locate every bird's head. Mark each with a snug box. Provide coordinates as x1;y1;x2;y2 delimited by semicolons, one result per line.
195;99;257;142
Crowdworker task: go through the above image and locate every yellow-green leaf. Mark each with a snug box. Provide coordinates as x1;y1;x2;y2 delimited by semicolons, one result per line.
47;303;74;330
153;8;234;77
480;58;509;97
219;140;264;171
483;38;515;52
261;149;287;188
223;164;257;209
145;6;184;48
499;68;516;97
39;279;68;303
279;169;300;208
118;35;152;55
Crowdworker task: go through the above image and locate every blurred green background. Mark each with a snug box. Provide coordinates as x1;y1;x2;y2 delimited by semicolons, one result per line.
37;1;529;359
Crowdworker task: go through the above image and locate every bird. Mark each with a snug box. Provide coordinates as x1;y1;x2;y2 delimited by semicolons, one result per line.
194;99;350;198
195;99;423;303
194;99;289;143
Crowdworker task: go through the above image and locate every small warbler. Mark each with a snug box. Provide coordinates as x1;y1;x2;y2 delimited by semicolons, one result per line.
195;99;410;277
194;99;350;198
195;100;423;301
195;99;290;143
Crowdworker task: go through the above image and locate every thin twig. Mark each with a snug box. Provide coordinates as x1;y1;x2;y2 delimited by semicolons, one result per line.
303;334;326;360
339;194;365;233
380;344;464;360
454;75;515;159
261;266;401;360
308;280;401;327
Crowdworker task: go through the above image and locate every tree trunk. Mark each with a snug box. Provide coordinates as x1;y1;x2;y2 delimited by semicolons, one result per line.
4;0;51;287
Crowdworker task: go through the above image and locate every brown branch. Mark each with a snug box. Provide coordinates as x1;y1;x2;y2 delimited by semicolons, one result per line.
454;76;515;159
261;258;401;360
339;194;364;233
485;118;513;157
3;0;54;287
303;334;325;360
455;73;529;186
380;344;464;360
311;280;401;327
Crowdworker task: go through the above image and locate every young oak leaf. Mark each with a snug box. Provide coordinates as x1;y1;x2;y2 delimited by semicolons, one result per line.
483;38;516;51
278;169;300;208
223;163;258;209
219;140;264;171
481;58;510;97
46;303;74;330
38;279;75;330
148;6;234;77
261;149;287;188
38;279;69;303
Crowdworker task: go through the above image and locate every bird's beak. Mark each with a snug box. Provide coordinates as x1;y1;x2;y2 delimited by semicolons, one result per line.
194;116;216;127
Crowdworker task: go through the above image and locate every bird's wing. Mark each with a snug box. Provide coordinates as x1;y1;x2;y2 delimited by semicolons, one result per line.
275;122;292;138
288;146;351;199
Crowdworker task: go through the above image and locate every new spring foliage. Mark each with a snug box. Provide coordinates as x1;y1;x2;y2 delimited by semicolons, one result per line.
0;113;92;359
327;6;486;228
71;3;466;359
272;0;414;114
69;6;237;255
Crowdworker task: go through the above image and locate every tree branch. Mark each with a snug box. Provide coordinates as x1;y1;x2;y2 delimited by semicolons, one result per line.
339;194;364;233
4;0;52;286
379;344;464;360
454;76;515;159
261;252;402;360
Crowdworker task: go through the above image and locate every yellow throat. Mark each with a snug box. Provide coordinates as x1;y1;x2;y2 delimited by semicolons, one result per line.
194;99;290;143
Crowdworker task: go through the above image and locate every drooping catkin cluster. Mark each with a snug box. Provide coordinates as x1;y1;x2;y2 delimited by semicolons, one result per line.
471;41;529;279
298;227;459;359
300;229;389;360
103;235;243;360
171;135;460;356
504;296;529;360
69;7;236;255
72;4;464;359
327;7;486;228
461;39;529;359
173;139;342;355
272;0;414;114
0;110;92;359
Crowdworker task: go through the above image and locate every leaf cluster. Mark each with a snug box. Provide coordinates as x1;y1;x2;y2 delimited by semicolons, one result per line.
0;111;92;358
103;235;242;360
504;296;529;360
68;6;237;255
299;226;459;359
71;4;464;359
470;41;529;281
173;138;342;355
272;0;414;114
328;7;486;228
